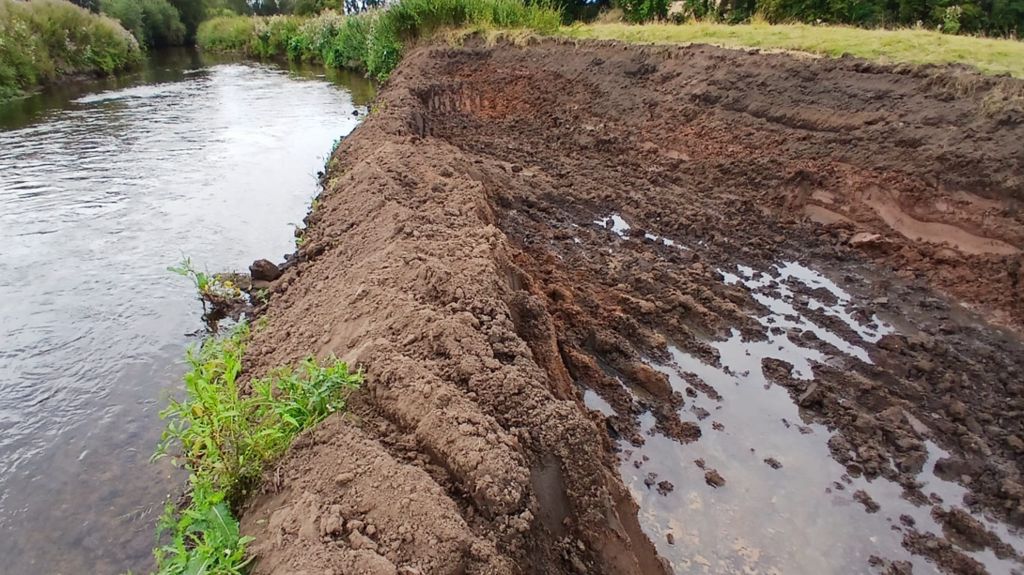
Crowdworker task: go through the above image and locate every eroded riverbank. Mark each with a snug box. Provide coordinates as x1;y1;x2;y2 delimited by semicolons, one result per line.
229;38;1022;573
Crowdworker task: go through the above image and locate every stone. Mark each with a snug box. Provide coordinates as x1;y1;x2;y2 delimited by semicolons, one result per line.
250;258;283;282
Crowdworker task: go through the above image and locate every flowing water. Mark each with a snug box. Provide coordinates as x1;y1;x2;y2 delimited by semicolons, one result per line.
0;49;374;574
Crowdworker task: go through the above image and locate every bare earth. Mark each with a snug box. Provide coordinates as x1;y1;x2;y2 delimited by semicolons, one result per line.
237;38;1024;574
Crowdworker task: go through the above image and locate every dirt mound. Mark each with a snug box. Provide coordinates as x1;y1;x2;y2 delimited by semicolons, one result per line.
240;38;1024;573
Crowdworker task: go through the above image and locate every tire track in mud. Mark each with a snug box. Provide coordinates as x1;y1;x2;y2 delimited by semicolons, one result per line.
238;38;1024;574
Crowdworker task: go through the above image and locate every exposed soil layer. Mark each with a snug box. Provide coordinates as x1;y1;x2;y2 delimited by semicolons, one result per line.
239;38;1024;574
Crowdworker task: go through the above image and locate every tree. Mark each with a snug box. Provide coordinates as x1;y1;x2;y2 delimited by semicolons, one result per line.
168;0;206;41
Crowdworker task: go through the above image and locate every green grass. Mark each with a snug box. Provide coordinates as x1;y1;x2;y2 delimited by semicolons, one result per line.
0;0;142;101
197;0;561;80
562;22;1024;78
150;322;362;574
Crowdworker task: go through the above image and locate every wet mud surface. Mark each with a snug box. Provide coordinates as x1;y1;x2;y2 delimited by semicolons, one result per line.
238;38;1024;573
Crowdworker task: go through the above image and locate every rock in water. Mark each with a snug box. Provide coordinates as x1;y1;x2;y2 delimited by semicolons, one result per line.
250;259;282;282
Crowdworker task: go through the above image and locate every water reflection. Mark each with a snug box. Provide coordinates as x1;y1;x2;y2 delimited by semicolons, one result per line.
0;49;373;574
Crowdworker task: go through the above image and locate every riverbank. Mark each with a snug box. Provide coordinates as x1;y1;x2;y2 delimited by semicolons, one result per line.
0;0;142;101
228;36;1024;573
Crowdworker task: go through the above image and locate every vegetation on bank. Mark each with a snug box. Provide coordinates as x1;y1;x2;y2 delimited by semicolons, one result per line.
0;0;141;100
151;322;362;573
564;21;1024;77
99;0;187;48
197;0;561;80
612;0;1022;38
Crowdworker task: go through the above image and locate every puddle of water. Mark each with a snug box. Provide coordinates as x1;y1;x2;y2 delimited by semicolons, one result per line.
584;389;616;417
594;213;688;249
606;259;1022;573
720;261;893;364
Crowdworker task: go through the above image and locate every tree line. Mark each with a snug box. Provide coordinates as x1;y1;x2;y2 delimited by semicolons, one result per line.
598;0;1019;37
68;0;1022;48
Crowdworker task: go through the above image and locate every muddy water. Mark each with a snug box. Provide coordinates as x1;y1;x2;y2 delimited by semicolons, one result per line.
586;214;1024;574
0;50;373;574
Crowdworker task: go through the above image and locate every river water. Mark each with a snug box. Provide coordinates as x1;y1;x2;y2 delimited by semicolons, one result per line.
0;49;373;574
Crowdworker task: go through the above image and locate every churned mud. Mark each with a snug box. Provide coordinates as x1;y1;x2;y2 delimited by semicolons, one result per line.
237;37;1024;574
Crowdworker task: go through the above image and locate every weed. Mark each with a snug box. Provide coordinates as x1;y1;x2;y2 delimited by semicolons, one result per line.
151;323;362;573
169;256;243;306
252;287;270;305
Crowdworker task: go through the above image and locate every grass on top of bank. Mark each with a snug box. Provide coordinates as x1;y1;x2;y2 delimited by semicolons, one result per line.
150;322;362;574
197;0;561;80
562;22;1024;78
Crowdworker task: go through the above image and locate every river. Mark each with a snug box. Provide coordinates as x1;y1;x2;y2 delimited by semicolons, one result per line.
0;49;374;574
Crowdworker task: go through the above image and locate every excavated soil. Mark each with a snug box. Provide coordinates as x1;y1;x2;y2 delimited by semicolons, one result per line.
237;38;1024;574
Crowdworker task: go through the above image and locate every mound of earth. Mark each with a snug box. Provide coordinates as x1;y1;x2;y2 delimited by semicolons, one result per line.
238;37;1024;574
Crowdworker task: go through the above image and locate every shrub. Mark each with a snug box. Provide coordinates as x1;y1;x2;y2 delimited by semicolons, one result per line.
618;0;671;22
101;0;187;47
0;0;141;100
288;9;346;60
196;14;257;51
325;11;371;68
293;0;343;16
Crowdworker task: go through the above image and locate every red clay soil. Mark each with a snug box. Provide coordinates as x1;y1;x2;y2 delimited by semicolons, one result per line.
237;38;1024;574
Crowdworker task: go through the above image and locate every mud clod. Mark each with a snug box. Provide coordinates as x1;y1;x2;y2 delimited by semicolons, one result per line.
704;469;726;488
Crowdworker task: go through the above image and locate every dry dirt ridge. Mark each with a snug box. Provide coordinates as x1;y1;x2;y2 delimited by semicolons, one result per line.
236;38;1024;574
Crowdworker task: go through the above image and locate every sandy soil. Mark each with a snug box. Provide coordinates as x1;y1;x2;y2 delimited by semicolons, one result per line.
237;38;1024;574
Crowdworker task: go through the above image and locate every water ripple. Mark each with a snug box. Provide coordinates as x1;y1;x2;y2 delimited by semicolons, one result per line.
0;54;372;574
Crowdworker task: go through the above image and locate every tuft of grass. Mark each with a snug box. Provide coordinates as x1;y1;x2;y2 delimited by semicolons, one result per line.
561;22;1024;78
151;323;362;574
0;0;142;100
197;0;562;81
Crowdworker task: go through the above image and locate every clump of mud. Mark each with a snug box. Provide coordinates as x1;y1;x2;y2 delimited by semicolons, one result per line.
236;37;1024;574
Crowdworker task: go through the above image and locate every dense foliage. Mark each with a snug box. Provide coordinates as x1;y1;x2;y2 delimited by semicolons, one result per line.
0;0;141;100
198;0;562;80
618;0;1022;36
100;0;187;47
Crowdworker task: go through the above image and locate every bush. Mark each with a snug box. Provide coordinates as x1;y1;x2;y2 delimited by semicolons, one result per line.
196;14;257;51
197;0;563;81
293;0;342;15
101;0;187;47
0;0;141;100
618;0;671;22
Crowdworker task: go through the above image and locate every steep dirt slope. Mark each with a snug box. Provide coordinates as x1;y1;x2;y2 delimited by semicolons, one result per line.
238;38;1024;574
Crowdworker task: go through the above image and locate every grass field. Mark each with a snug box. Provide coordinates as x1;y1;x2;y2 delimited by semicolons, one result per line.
562;22;1024;78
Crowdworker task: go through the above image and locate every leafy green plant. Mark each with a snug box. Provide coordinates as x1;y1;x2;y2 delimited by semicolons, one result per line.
941;4;963;33
169;256;243;303
151;323;362;573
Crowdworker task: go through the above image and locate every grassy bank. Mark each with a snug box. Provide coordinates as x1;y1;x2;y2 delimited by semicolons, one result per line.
197;0;561;80
563;22;1024;78
0;0;142;100
151;322;362;573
